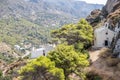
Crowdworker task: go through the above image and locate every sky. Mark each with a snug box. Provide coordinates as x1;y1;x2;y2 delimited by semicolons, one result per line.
79;0;107;5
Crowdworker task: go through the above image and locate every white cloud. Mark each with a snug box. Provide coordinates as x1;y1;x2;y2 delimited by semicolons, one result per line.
79;0;107;4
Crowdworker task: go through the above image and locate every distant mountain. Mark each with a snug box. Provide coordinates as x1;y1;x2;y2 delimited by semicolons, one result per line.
0;0;103;45
0;0;103;27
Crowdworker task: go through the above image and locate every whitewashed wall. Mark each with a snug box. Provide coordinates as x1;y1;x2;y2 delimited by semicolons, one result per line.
31;45;55;58
31;48;45;58
94;23;115;47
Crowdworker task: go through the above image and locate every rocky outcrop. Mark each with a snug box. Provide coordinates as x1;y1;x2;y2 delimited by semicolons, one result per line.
3;60;26;79
104;0;120;54
86;9;102;27
0;42;11;53
87;0;120;27
102;0;119;17
107;9;120;26
0;60;6;71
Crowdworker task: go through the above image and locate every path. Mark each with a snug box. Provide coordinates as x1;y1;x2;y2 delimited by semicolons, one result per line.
89;50;100;62
88;48;119;80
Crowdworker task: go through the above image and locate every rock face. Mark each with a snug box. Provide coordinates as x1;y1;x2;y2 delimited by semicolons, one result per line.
103;0;120;54
86;9;102;27
114;39;120;53
102;0;119;17
3;60;26;76
0;43;11;53
87;0;120;27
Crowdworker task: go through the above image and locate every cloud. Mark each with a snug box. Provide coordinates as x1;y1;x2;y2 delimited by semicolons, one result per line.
79;0;107;4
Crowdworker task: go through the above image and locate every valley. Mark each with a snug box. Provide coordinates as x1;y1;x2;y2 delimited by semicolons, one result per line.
3;0;120;80
0;0;103;46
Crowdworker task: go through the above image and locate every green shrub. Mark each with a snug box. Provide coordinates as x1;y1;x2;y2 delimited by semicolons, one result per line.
51;19;93;50
48;44;89;80
19;56;65;80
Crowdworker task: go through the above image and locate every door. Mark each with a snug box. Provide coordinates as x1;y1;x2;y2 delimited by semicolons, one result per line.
105;40;108;46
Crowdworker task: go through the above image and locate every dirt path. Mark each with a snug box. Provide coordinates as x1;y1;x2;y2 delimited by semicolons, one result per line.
89;50;100;62
88;48;118;80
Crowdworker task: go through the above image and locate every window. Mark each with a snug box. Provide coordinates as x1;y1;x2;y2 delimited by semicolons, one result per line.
106;32;108;35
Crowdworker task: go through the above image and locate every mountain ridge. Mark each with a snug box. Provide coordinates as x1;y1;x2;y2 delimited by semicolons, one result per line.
0;0;103;20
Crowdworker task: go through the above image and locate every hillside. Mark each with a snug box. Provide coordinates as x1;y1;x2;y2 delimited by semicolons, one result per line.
0;1;104;79
0;0;103;20
0;0;103;46
0;17;50;46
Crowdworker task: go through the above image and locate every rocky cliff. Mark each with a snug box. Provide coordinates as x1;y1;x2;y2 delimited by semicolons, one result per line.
102;0;120;54
102;0;119;17
87;0;120;27
86;9;102;27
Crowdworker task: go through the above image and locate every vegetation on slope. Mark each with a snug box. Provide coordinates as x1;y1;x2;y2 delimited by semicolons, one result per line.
0;70;12;80
48;44;89;80
19;19;92;80
19;56;64;80
0;16;51;46
51;19;93;52
19;44;89;80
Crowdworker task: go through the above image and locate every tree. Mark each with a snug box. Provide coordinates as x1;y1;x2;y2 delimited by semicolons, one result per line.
47;44;89;80
19;56;65;80
51;19;93;51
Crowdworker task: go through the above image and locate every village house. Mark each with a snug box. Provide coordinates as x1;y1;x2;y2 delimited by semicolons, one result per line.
14;45;25;53
94;22;120;48
31;44;55;58
31;47;45;58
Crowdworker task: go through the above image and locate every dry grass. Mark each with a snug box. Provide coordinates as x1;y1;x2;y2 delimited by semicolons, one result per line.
107;8;120;25
85;68;102;80
106;57;120;67
88;47;120;80
98;48;111;58
117;62;120;70
98;48;120;67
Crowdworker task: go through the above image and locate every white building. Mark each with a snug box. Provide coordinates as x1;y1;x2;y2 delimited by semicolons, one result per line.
31;47;45;58
14;45;20;51
94;22;116;47
31;44;55;58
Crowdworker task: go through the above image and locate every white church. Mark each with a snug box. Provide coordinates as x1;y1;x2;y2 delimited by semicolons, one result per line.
94;22;120;48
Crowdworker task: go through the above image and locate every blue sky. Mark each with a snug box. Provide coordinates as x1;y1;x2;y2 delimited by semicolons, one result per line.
79;0;107;4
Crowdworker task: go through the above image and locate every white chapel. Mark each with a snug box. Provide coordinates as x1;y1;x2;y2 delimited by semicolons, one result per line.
94;22;116;48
